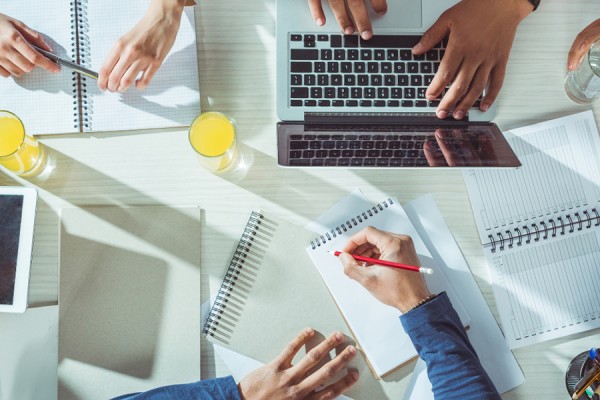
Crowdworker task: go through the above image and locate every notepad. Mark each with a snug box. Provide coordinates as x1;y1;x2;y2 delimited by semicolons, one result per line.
306;198;469;377
463;111;600;348
0;0;200;134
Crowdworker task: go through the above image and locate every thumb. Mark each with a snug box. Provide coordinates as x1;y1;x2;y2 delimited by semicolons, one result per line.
339;252;369;285
10;19;51;50
568;38;590;71
413;17;449;55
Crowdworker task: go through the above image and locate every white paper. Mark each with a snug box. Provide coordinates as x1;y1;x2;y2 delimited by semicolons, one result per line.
403;194;525;397
306;198;469;377
463;111;600;348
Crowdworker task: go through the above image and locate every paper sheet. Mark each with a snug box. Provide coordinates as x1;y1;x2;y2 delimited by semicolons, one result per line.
403;194;525;397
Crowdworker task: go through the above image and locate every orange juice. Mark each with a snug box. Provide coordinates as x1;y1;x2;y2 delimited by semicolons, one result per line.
189;112;237;172
0;111;43;175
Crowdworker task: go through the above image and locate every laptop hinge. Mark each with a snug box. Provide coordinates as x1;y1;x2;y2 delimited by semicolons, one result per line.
304;112;469;127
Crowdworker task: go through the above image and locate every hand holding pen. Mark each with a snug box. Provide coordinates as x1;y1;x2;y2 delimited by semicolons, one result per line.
335;226;433;313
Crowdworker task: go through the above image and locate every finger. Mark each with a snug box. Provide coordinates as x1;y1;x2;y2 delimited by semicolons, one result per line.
346;0;372;40
117;60;145;93
480;63;506;112
339;252;373;286
13;40;60;73
299;345;358;395
10;19;51;50
290;331;345;377
106;54;136;92
309;370;359;400
135;61;160;90
0;58;25;77
370;0;388;15
6;48;35;74
342;226;392;255
275;327;316;368
328;0;355;35
436;62;478;120
0;65;10;78
453;65;490;119
423;137;447;166
307;0;326;26
412;15;449;55
426;49;463;117
98;44;122;91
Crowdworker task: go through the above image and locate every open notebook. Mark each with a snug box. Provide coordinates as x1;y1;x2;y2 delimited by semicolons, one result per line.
463;111;600;348
0;0;200;134
306;198;469;377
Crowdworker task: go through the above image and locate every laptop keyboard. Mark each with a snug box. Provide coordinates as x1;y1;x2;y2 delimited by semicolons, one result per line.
288;33;482;110
287;133;430;167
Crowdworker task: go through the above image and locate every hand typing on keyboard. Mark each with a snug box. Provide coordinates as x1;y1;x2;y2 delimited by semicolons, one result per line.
307;0;387;40
412;0;534;120
306;0;534;120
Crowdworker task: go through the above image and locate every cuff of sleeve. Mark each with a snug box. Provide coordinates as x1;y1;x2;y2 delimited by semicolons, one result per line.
213;376;241;400
400;292;459;334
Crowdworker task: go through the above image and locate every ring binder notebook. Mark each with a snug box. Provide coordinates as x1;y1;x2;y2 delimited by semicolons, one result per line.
0;0;200;135
463;111;600;349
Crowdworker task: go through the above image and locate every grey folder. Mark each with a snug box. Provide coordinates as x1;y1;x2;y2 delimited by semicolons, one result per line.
203;211;406;399
59;206;201;399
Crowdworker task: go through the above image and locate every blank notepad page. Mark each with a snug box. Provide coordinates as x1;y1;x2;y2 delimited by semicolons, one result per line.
84;0;200;132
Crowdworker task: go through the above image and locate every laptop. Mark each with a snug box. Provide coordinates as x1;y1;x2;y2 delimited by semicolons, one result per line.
276;0;521;168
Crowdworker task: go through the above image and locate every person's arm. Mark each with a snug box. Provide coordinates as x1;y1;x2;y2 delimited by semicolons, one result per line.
112;376;240;400
113;329;358;400
568;19;600;71
98;0;186;93
339;227;500;400
401;292;500;400
0;13;60;78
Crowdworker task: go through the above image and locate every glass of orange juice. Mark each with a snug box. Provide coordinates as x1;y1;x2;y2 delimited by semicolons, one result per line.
188;112;238;172
0;111;45;176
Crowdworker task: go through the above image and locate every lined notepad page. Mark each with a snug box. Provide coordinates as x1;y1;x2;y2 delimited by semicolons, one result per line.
306;199;470;377
463;111;600;348
0;1;77;135
85;0;200;132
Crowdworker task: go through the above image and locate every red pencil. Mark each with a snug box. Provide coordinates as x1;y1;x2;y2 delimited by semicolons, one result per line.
329;251;433;275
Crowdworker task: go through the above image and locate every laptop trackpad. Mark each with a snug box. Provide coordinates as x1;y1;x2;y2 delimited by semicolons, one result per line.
370;0;422;29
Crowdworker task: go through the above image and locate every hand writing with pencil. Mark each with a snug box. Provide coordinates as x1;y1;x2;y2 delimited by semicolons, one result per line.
338;226;432;313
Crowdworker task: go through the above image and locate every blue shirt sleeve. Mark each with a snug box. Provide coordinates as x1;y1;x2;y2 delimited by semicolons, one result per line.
111;376;241;400
400;292;501;400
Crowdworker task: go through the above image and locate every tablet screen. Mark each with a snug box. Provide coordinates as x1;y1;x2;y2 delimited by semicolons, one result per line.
0;195;24;305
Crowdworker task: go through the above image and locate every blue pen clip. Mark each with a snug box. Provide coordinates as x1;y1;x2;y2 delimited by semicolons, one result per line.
589;348;600;364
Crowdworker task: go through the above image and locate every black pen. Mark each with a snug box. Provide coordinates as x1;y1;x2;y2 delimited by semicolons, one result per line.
31;44;98;80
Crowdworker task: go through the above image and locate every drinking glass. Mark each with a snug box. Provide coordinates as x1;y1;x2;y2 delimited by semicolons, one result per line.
188;112;238;173
0;111;46;176
564;39;600;104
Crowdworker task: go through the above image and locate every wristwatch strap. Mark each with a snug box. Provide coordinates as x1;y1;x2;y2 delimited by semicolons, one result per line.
528;0;540;11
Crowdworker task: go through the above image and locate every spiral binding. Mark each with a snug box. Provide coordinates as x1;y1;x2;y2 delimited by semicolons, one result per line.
487;207;600;253
70;0;92;131
202;212;276;345
309;198;394;249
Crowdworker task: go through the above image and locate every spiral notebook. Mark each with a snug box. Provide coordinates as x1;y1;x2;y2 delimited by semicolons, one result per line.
306;198;469;378
463;111;600;348
0;0;199;135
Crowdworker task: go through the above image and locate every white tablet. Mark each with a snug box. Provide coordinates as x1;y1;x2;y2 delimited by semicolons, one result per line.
0;187;37;313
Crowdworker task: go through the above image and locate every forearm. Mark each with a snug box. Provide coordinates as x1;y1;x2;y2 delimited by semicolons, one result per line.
400;292;500;400
112;376;241;400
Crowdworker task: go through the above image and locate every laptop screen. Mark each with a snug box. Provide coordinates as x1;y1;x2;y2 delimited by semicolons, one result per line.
277;122;521;168
0;195;24;305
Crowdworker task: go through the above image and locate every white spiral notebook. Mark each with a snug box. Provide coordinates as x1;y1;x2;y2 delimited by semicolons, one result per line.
0;0;200;134
463;111;600;348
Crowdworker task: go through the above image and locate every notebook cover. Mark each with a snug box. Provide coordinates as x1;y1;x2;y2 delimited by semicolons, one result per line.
59;206;201;399
203;212;406;399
